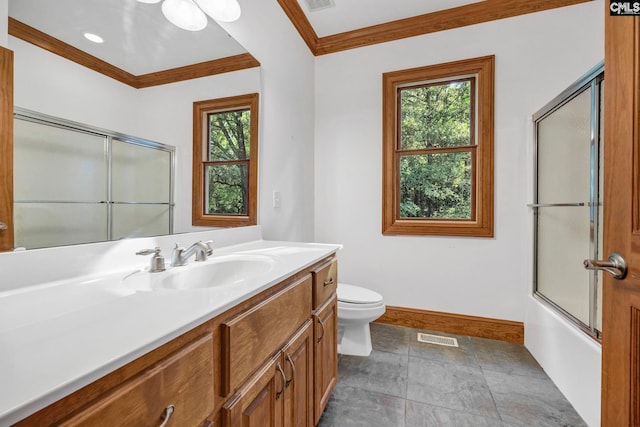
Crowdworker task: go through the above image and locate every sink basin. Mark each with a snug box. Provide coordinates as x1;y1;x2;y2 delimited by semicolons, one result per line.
123;254;275;291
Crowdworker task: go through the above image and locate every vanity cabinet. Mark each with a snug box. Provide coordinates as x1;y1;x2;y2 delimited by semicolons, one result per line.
310;258;338;424
282;322;314;427
312;295;338;425
311;258;337;310
221;353;282;427
13;255;337;427
221;321;313;427
220;275;312;395
60;334;215;427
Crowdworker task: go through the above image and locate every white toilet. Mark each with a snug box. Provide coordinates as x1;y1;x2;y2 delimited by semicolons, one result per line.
337;283;386;357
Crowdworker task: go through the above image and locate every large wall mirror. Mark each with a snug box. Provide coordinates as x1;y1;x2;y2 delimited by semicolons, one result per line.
1;0;261;251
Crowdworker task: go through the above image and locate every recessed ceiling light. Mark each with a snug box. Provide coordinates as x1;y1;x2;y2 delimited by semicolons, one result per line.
83;33;104;44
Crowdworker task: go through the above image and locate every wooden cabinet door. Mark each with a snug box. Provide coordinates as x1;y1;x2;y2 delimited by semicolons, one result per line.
222;355;284;427
281;321;314;427
312;295;337;425
221;275;312;395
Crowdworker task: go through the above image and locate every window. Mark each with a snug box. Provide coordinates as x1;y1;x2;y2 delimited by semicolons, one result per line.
382;56;494;237
193;93;259;227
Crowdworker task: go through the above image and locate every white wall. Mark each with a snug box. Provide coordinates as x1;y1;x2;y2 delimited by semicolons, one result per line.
313;2;603;425
314;1;603;321
219;0;316;242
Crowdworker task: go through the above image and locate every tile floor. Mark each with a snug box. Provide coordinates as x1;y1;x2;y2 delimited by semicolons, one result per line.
317;323;587;427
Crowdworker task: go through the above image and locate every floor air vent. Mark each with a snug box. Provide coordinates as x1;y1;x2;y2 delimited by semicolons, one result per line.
416;333;459;347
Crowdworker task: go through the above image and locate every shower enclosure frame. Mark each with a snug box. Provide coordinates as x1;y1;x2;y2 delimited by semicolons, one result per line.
531;62;604;340
13;107;176;247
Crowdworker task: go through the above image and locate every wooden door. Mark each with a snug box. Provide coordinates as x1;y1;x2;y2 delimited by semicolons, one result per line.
282;321;314;427
602;8;640;426
0;46;13;252
222;355;284;427
312;295;337;425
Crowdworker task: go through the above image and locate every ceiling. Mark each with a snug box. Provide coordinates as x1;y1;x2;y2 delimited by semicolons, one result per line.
279;0;592;56
297;0;484;38
7;0;591;80
8;0;249;76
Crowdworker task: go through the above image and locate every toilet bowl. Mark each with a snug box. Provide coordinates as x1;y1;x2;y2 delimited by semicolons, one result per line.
337;283;386;357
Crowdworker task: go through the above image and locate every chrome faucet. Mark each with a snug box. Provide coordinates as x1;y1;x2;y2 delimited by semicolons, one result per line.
171;240;213;266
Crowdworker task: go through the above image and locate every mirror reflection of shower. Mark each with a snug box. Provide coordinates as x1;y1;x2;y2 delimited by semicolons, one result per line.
532;62;604;339
13;108;175;250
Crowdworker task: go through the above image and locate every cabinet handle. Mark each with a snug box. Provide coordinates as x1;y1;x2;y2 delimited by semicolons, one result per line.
317;317;325;343
275;362;286;400
323;277;335;287
158;405;175;427
285;353;295;388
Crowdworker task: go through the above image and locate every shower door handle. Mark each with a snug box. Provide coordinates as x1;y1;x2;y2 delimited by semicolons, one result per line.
584;253;627;280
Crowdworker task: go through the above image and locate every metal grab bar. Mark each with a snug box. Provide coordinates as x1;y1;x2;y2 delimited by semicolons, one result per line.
14;200;175;206
527;202;602;208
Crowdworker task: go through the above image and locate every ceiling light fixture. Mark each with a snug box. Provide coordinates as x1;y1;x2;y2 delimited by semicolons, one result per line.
162;0;208;31
136;0;241;32
196;0;241;23
83;33;104;43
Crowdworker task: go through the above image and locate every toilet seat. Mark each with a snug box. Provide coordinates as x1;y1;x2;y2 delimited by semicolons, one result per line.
337;283;383;305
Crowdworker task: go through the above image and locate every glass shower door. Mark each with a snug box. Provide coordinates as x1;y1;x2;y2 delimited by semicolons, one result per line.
533;64;603;338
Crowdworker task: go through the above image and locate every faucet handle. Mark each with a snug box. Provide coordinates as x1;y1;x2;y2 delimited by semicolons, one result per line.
136;247;161;256
136;247;166;273
202;240;214;255
171;243;186;267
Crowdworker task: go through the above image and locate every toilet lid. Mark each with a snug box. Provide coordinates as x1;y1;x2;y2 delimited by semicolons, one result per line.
338;283;383;304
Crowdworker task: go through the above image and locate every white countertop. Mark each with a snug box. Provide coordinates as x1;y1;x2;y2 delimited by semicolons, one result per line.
0;239;340;426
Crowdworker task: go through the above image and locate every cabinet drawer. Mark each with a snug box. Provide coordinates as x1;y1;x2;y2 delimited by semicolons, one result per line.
61;334;214;427
311;258;337;309
221;275;312;395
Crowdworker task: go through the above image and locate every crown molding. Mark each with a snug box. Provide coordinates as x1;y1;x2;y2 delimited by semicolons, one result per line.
8;17;260;89
276;0;319;52
135;54;260;88
277;0;592;56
